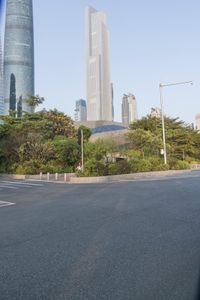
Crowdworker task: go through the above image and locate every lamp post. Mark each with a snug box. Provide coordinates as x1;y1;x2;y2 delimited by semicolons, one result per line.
159;81;193;164
81;129;84;171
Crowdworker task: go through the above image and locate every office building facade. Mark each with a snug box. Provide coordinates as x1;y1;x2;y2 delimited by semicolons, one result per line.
4;0;34;115
122;93;138;125
74;99;87;122
0;35;4;116
86;6;113;121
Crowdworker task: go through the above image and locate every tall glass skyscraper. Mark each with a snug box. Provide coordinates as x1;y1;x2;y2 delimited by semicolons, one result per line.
86;6;113;121
0;34;4;116
74;99;87;122
4;0;34;115
122;93;138;125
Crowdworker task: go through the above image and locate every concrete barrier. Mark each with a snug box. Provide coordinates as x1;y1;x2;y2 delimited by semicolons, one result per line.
69;170;192;184
0;174;26;180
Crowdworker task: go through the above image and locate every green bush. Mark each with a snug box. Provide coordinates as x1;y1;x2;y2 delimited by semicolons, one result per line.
148;157;169;171
43;160;74;173
108;160;131;175
0;160;10;173
129;157;169;173
14;159;74;175
152;163;169;171
108;163;119;175
15;160;45;175
130;159;152;173
171;160;190;170
81;158;108;177
53;136;80;166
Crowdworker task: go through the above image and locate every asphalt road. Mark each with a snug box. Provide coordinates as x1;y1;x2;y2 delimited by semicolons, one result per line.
1;172;200;300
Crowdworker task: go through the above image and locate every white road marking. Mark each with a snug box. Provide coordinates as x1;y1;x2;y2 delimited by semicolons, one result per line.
0;182;32;188
0;184;18;189
1;181;44;187
0;201;15;208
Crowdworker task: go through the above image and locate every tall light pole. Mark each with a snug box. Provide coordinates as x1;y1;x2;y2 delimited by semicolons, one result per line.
159;81;193;164
81;129;84;172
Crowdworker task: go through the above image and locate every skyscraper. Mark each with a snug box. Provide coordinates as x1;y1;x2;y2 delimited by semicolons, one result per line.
4;0;34;115
0;34;4;116
122;93;138;125
86;6;113;121
74;99;87;122
150;107;162;119
195;114;200;131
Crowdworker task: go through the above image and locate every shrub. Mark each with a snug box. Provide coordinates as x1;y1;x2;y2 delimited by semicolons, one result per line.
43;160;74;173
15;160;45;175
171;160;190;170
53;136;80;166
152;163;169;171
130;159;152;173
81;158;108;177
108;160;131;175
148;157;169;171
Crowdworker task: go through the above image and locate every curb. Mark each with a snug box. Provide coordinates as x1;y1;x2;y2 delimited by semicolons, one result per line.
69;170;192;184
0;174;26;180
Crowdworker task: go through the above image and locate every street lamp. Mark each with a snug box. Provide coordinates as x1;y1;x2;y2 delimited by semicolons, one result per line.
159;81;193;164
81;129;84;171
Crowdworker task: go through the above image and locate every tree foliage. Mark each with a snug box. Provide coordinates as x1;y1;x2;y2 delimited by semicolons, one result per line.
80;116;200;177
26;95;45;111
129;116;200;161
0;110;80;174
0;112;199;176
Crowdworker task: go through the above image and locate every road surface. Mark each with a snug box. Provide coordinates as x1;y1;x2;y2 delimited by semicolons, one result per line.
0;172;200;299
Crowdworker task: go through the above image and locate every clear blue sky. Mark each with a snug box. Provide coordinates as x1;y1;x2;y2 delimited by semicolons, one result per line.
1;0;200;124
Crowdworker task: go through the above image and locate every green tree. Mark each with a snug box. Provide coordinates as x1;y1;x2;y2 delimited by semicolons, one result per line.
77;126;92;145
53;136;80;167
26;95;45;112
128;128;163;157
128;115;200;162
0;109;78;174
19;136;56;163
44;110;76;138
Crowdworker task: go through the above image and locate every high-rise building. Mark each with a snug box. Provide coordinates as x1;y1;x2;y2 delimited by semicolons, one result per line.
150;107;162;119
111;83;114;121
74;99;87;122
122;93;138;125
0;34;4;116
195;114;200;131
86;6;113;121
4;0;34;115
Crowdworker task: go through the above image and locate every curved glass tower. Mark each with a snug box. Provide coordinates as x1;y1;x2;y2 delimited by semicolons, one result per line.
4;0;34;115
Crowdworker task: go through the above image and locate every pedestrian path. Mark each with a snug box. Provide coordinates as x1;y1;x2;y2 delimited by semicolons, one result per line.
0;180;44;191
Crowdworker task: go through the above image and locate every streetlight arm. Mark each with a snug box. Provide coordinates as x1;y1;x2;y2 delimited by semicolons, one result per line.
160;81;193;88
